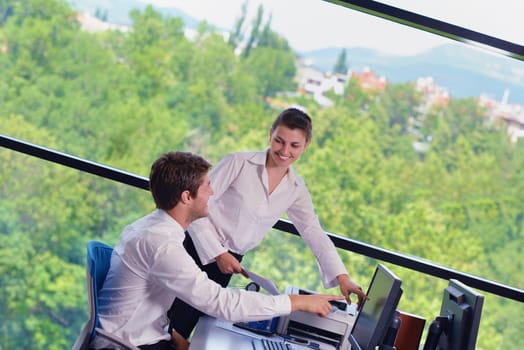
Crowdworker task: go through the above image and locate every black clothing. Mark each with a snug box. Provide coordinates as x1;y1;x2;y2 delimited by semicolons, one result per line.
167;232;243;339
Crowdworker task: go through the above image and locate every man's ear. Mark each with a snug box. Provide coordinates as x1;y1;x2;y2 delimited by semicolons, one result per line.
180;190;192;204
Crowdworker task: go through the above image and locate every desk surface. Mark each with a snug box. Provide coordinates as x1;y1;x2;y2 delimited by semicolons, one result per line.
189;317;316;350
189;317;256;350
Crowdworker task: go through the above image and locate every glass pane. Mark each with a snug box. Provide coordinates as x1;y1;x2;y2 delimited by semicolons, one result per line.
3;1;523;349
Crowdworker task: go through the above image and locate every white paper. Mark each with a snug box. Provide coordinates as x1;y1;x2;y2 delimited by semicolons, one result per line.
243;267;280;295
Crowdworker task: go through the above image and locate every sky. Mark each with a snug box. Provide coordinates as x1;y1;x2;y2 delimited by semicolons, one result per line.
138;0;523;56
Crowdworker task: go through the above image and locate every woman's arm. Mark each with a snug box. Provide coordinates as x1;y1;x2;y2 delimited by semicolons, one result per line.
187;153;245;264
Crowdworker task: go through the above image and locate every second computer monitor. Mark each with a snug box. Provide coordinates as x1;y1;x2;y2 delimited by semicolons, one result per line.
431;279;484;350
349;264;403;350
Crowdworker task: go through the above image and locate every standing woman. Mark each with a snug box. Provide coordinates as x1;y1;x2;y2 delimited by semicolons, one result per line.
168;108;366;347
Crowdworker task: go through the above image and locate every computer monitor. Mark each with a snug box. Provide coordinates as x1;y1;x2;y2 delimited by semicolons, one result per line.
349;264;403;350
423;279;484;350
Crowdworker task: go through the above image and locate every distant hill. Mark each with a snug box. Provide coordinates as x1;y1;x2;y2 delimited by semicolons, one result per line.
69;0;524;105
299;45;524;104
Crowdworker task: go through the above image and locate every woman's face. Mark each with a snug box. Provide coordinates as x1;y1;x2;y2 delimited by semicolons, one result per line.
267;125;310;168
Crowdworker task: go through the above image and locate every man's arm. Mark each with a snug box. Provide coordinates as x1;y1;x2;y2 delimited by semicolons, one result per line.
289;294;345;317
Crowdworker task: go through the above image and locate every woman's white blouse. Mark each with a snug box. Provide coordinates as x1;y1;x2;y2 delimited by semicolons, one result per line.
188;151;348;288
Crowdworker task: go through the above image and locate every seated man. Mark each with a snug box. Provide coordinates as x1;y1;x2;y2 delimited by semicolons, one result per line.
92;151;343;350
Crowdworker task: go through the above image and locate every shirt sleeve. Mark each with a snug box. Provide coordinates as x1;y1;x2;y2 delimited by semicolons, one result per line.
150;241;291;321
188;153;244;264
287;184;348;289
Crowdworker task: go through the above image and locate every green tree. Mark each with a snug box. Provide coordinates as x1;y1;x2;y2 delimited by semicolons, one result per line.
227;0;247;50
242;3;264;58
94;7;108;22
126;5;189;99
243;45;296;97
333;48;348;74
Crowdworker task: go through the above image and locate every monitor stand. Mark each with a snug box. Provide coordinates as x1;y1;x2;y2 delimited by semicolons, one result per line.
378;311;402;350
422;316;449;350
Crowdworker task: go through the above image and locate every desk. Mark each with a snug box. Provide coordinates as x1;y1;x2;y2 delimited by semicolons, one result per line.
189;314;425;350
189;317;256;350
189;317;335;350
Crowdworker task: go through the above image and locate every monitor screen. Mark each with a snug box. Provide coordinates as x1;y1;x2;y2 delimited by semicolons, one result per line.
349;264;403;350
436;279;484;350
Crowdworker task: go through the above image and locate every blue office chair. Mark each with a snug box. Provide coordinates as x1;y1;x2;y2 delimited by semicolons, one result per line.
71;240;140;350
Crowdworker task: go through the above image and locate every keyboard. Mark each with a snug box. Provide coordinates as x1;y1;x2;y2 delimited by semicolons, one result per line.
251;338;292;350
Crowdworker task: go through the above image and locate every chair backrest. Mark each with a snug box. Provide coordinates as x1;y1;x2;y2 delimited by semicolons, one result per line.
86;240;114;339
71;240;114;350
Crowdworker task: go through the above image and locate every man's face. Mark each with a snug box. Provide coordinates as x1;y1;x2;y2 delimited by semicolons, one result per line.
190;173;213;220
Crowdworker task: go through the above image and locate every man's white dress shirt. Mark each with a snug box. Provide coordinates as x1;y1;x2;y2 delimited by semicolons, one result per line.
188;151;348;289
93;209;291;348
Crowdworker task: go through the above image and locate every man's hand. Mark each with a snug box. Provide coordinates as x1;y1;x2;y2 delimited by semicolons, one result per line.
337;274;368;309
289;294;345;317
215;252;244;275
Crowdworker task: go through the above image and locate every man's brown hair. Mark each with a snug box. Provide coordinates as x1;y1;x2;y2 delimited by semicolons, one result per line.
149;151;211;210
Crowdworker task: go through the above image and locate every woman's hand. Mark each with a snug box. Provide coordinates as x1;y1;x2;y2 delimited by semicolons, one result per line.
337;274;368;309
215;252;244;275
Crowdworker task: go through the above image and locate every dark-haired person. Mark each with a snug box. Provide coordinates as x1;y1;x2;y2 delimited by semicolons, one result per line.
92;151;343;350
169;108;366;347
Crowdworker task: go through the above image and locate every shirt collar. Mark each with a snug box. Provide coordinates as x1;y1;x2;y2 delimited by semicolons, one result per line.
154;209;186;240
248;150;302;186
